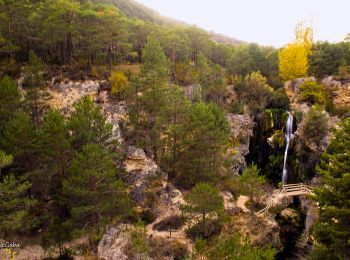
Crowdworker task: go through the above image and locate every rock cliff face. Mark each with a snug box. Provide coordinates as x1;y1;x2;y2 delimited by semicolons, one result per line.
285;76;350;111
229;213;282;250
47;78;188;259
284;77;315;112
98;225;131;260
226;113;255;174
322;76;350;108
284;77;340;154
47;78;126;143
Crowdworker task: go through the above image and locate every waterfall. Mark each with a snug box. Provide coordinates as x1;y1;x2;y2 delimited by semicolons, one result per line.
282;112;294;183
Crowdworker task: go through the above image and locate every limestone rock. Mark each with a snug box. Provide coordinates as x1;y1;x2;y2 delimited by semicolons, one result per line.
322;76;350;108
226;113;255;174
47;79;125;143
47;78;101;114
221;191;236;211
230;213;282;250
98;91;127;143
98;225;130;260
294;110;339;154
123;146;165;206
284;77;315;112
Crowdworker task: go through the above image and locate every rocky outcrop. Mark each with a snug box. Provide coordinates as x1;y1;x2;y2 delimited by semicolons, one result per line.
123;146;185;216
285;76;350;112
48;79;100;114
47;78;125;143
322;76;350;108
229;213;282;250
294;112;339;154
98;225;131;260
98;91;127;143
284;77;341;154
284;77;315;112
292;197;319;258
123;146;165;206
226;113;255;174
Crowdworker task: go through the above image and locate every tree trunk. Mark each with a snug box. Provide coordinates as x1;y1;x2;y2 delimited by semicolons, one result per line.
66;32;73;64
88;52;92;71
108;44;112;76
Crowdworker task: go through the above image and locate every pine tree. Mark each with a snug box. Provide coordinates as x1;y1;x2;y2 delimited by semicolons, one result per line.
0;112;36;167
139;36;169;157
158;86;190;179
24;51;50;126
63;144;133;229
68;96;114;151
0;75;21;133
313;118;350;259
0;150;37;235
238;164;267;206
184;182;224;224
176;102;230;187
38;109;70;182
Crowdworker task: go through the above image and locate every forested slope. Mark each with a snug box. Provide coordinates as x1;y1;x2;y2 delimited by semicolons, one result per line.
0;0;350;259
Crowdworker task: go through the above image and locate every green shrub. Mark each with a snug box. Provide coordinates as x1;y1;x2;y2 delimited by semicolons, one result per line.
186;219;223;240
303;105;329;144
149;237;188;260
140;209;156;224
153;215;185;231
299;81;326;105
229;100;244;114
268;88;290;110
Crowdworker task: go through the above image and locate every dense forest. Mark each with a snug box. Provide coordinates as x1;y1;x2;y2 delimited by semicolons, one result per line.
1;0;350;259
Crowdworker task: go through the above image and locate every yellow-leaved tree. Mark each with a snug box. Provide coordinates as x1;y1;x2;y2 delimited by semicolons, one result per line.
279;22;313;81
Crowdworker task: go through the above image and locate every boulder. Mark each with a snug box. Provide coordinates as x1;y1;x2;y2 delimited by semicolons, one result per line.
98;225;130;260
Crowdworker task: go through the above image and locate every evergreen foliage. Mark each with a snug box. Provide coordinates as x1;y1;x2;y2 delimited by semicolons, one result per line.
63;144;133;229
313;117;350;259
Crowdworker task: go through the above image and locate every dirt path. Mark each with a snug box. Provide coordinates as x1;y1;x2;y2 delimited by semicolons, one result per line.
236;195;250;213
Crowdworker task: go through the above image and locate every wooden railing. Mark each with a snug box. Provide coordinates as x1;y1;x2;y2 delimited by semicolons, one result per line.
281;183;313;195
257;183;313;216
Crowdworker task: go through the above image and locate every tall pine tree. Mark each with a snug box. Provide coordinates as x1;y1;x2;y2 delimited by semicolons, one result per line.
313;118;350;259
63;144;133;229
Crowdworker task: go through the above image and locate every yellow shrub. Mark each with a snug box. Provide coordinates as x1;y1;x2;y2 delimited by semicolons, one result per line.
109;71;128;97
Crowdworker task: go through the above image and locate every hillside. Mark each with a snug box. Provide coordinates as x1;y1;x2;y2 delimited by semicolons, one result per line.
94;0;185;25
0;0;350;259
95;0;241;45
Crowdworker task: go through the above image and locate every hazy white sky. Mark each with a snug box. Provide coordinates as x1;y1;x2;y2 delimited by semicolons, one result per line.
135;0;349;47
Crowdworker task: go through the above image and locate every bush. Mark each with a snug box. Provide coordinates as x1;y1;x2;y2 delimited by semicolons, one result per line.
140;209;157;224
153;215;185;231
229;100;244;114
109;71;128;98
303;105;329;144
268;88;290;110
303;106;329;144
149;237;188;260
299;81;326;105
0;58;21;78
186;219;223;240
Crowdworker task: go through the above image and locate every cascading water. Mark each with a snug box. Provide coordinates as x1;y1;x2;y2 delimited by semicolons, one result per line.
282;112;294;183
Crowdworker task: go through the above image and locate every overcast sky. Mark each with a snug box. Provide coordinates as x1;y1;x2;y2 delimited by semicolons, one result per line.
135;0;349;47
